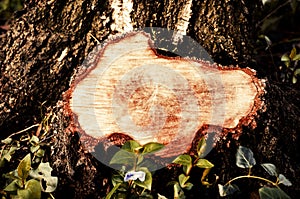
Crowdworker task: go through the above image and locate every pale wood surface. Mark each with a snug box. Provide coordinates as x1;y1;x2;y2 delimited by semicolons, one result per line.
68;32;265;157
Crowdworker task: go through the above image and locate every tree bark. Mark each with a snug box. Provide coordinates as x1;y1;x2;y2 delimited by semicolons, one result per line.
1;0;299;198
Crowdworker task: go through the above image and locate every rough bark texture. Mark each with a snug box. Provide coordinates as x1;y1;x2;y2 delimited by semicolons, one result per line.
0;0;261;137
1;0;299;198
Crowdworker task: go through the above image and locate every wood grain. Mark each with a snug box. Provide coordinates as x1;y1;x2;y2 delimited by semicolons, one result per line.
65;32;265;157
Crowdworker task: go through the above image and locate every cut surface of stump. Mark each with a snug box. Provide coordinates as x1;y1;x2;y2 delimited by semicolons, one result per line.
64;31;265;157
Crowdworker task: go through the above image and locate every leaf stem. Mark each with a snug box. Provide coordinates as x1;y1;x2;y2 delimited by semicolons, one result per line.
225;175;278;187
6;124;40;139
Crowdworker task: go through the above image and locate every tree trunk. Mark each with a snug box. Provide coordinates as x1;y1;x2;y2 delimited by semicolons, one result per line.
1;0;299;198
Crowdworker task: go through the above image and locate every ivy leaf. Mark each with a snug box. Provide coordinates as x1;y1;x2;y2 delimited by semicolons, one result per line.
178;174;189;186
278;174;292;186
173;154;192;166
178;174;193;190
263;35;272;48
157;193;168;199
281;54;290;67
174;182;186;199
173;155;192;175
133;167;152;190
29;162;58;192
261;163;277;176
218;184;239;197
142;142;164;154
17;154;31;180
197;137;206;157
182;165;192;176
29;136;39;145
4;179;20;192
36;149;45;158
201;168;212;186
121;140;141;152
1;137;13;144
292;54;300;61
289;47;297;60
3;170;20;180
195;159;214;169
30;145;40;153
30;162;53;178
105;183;121;199
109;150;135;166
1;146;17;163
293;68;300;84
17;179;41;199
236;146;256;168
111;174;123;187
294;68;300;76
138;158;159;171
259;187;291;199
292;76;297;84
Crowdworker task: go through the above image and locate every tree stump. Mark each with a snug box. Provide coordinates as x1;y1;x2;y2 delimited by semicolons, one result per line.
64;31;265;158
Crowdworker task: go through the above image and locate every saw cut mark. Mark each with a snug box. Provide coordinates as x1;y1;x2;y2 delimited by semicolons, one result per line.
66;31;265;157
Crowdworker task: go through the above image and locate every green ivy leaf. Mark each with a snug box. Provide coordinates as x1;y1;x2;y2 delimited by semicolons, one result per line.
17;179;41;199
111;174;124;187
278;174;292;186
178;174;188;187
218;184;239;197
30;162;53;179
36;149;45;158
157;193;168;199
264;35;272;47
29;162;58;192
195;159;214;169
281;54;290;62
4;179;20;192
109;150;135;166
105;183;121;199
173;155;192;175
236;146;256;168
174;182;186;199
40;177;58;192
29;136;39;145
293;68;300;84
121;140;141;152
178;174;193;190
201;168;212;186
294;68;300;76
173;155;192;166
1;146;17;165
292;76;297;84
17;154;31;180
3;170;20;180
292;54;300;61
289;47;297;60
30;145;40;153
134;167;152;191
259;187;291;199
136;155;144;165
1;137;13;144
142;142;164;154
182;165;192;176
138;158;159;171
261;163;277;176
197;137;206;157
